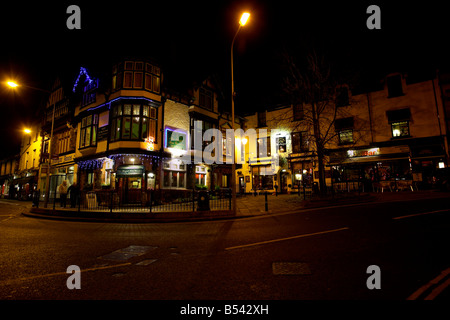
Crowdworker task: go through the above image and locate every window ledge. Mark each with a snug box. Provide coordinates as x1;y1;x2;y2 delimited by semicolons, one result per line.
391;135;411;140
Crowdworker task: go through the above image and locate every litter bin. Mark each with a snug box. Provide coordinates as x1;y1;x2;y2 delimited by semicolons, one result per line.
32;190;40;207
197;190;210;211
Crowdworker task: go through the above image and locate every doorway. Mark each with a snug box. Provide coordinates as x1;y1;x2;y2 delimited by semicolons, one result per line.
281;172;289;194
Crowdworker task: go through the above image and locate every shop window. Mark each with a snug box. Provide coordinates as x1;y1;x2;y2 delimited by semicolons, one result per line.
339;129;354;144
221;175;228;187
196;174;206;186
162;160;186;189
79;114;98;148
391;121;410;137
252;165;274;190
87;171;94;185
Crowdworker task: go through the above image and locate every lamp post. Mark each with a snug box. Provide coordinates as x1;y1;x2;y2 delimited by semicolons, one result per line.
230;12;250;214
6;81;55;208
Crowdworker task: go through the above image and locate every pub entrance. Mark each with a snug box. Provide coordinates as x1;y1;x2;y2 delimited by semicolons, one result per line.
116;165;145;204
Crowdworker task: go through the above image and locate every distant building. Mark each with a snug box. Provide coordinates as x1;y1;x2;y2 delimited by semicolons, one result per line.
241;71;449;193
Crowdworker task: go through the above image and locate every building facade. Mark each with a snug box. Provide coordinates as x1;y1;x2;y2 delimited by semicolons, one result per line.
241;72;449;193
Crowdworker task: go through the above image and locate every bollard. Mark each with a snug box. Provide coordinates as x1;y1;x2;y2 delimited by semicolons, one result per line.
149;190;152;213
265;191;268;212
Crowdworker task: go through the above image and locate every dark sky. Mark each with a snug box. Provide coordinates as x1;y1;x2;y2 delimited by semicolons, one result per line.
0;1;449;158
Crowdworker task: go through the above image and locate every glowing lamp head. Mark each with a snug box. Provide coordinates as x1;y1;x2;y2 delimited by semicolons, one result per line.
24;128;31;134
239;12;250;26
7;81;19;88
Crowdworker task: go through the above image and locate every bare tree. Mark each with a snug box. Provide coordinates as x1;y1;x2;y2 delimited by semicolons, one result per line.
279;50;366;194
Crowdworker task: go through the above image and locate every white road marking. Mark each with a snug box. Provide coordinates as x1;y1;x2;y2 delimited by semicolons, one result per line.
225;227;349;250
393;209;450;220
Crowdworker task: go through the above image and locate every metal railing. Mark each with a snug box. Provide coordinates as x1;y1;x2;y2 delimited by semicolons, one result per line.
35;188;232;213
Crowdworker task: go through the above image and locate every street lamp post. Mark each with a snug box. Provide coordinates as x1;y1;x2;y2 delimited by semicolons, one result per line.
230;12;250;214
5;81;55;208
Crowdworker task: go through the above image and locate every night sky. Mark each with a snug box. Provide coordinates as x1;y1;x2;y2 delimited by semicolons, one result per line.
0;1;449;158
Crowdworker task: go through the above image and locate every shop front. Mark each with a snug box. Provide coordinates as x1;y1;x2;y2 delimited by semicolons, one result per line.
251;164;275;191
289;159;314;188
329;146;412;192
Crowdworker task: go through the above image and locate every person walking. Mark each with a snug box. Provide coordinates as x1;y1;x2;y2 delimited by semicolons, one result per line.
68;182;80;208
59;180;68;208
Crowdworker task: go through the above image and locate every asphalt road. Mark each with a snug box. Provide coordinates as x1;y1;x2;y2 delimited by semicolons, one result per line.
0;196;449;305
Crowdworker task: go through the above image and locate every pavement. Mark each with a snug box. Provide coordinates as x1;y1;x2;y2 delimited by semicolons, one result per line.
11;189;450;223
236;189;450;215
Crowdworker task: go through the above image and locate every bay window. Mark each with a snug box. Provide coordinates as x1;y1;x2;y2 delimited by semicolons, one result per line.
110;102;157;142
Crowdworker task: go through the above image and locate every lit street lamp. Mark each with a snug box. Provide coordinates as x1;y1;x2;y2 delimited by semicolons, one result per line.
5;80;55;208
7;81;19;88
231;12;250;213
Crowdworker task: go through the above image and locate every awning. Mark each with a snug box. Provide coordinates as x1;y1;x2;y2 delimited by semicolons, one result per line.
116;165;145;177
329;153;410;166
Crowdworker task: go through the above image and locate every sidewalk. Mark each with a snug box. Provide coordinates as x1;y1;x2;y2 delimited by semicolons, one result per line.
15;189;450;222
236;190;450;216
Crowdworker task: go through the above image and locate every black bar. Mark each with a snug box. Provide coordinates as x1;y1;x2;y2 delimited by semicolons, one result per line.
265;191;268;211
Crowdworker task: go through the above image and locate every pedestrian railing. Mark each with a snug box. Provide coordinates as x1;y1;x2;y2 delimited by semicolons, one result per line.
35;188;232;213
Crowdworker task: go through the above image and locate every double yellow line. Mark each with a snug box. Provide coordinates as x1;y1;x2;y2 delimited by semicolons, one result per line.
407;267;450;300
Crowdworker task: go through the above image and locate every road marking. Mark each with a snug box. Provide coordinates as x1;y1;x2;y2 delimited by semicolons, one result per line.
407;267;450;300
393;209;450;220
225;227;349;251
0;262;132;286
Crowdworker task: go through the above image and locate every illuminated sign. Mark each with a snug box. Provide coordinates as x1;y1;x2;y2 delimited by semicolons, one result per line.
347;148;379;158
165;127;187;151
116;165;145;177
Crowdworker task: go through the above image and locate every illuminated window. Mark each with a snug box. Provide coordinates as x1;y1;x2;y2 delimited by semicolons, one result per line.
162;160;186;189
339;129;353;144
391;121;409;137
79;114;98;148
110;102;157;142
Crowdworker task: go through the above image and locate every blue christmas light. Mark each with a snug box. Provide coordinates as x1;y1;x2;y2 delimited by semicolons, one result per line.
73;67;94;93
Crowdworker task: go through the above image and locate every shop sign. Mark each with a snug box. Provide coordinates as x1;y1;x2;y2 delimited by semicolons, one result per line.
116;165;145;177
347;148;379;158
97;125;109;141
52;153;75;164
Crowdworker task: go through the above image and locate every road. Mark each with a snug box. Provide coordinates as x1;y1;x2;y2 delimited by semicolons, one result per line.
0;196;449;303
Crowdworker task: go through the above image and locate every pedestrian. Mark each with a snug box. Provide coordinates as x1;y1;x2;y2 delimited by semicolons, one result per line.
59;180;68;208
68;182;80;208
